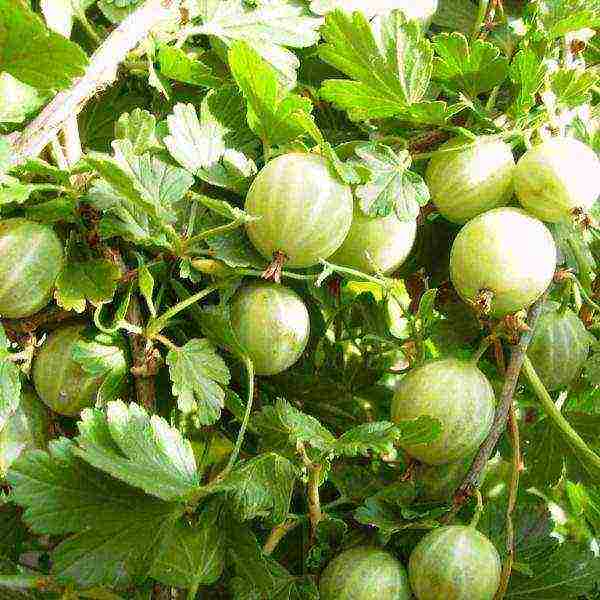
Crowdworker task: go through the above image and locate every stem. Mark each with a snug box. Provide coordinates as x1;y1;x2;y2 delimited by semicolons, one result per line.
126;294;157;413
472;336;494;364
62;115;83;167
472;0;490;40
320;260;386;287
75;8;101;43
570;276;600;313
298;443;323;542
220;357;255;479
187;582;199;600
238;268;318;282
522;356;600;471
186;218;247;247
147;284;220;336
495;402;521;600
0;574;42;589
50;137;68;170
470;489;484;528
444;294;547;523
152;334;179;352
10;0;181;166
390;287;423;364
263;518;299;555
568;238;593;292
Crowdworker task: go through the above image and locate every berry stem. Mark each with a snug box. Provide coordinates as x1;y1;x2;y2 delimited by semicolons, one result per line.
220;357;255;479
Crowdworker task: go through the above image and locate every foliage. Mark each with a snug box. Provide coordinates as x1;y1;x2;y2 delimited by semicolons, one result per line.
1;1;600;599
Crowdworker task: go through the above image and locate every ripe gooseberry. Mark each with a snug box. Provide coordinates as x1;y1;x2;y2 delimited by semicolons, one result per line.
230;282;310;376
515;137;600;223
245;153;353;269
33;324;129;417
409;526;501;600
449;208;557;317
425;136;515;224
319;546;411;600
391;358;495;465
0;218;63;319
331;205;417;274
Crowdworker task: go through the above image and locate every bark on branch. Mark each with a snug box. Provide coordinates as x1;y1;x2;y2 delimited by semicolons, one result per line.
10;0;181;167
443;293;547;523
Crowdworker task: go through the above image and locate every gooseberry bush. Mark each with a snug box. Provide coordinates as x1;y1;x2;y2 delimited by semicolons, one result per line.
3;1;600;599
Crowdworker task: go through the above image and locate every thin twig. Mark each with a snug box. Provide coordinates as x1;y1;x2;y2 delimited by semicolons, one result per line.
495;402;521;600
263;518;300;556
10;0;181;166
126;294;158;413
443;294;547;523
1;307;74;338
298;443;323;543
62;115;83;167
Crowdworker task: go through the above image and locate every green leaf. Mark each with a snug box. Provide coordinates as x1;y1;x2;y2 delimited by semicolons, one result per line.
0;0;87;90
551;68;599;109
396;416;443;446
537;0;600;38
319;10;448;123
151;500;226;589
333;421;400;457
508;49;547;118
565;481;600;536
55;256;120;314
194;302;248;361
25;198;78;223
353;143;429;220
418;288;438;329
0;325;21;435
86;140;193;247
432;0;478;34
8;437;184;588
72;401;201;502
115;109;158;155
71;333;129;404
229;41;313;147
0;182;56;207
200;210;266;268
158;46;225;89
507;539;600;598
0;73;46;124
216;453;297;523
197;0;322;89
478;490;554;559
354;481;444;535
164;87;258;193
432;32;509;97
166;339;231;425
253;398;336;453
137;263;156;317
225;520;277;593
523;413;600;489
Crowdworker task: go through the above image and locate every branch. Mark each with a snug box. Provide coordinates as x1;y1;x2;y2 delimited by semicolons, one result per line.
10;0;181;166
263;518;300;556
443;293;547;523
298;443;323;543
126;294;159;413
495;402;521;600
